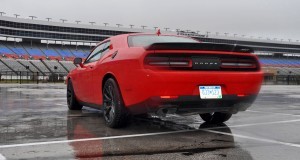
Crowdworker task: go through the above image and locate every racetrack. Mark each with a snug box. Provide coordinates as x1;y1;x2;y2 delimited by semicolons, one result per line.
0;84;300;159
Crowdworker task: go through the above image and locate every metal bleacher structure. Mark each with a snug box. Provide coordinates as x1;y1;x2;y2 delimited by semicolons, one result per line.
0;15;300;84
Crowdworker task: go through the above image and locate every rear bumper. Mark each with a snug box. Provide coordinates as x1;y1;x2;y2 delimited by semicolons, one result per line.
119;69;263;109
128;94;257;115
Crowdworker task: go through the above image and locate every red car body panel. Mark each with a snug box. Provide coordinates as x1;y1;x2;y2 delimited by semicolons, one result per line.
67;33;263;115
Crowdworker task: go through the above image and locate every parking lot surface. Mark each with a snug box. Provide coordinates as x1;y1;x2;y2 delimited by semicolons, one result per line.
0;84;300;159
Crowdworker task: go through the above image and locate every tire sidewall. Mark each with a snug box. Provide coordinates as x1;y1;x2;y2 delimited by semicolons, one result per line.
103;78;127;128
67;80;82;110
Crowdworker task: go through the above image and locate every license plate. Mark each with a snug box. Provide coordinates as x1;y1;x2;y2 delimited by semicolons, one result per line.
199;86;222;99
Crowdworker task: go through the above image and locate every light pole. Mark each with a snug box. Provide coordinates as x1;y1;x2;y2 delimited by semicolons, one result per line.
46;18;52;21
14;14;20;18
141;25;147;29
75;20;81;24
129;24;134;28
60;19;67;23
206;31;210;37
25;65;29;81
29;16;37;20
164;28;169;31
54;66;58;82
89;22;95;25
288;71;292;85
104;23;109;26
116;24;122;27
0;12;5;16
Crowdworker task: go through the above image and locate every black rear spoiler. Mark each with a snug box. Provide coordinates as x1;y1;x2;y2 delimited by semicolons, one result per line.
146;42;254;53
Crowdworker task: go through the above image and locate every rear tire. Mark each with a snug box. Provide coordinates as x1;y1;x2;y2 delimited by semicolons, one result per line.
102;78;128;128
200;112;232;124
67;80;83;110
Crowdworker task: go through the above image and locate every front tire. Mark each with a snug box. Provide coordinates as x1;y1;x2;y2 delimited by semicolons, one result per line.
102;78;128;128
67;80;83;110
200;112;232;124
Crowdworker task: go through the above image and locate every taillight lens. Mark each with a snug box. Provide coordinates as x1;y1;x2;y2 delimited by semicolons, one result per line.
145;56;191;68
144;54;259;71
220;59;257;69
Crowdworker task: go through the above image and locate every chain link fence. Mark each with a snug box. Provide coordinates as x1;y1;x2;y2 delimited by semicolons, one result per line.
0;71;67;84
263;75;300;85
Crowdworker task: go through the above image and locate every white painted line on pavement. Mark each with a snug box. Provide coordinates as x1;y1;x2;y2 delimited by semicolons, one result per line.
0;130;190;149
247;110;300;117
202;129;300;148
1;118;300;149
209;119;300;129
55;103;67;106
0;154;6;160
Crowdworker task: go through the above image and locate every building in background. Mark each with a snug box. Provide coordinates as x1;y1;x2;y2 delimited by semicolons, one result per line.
0;16;299;84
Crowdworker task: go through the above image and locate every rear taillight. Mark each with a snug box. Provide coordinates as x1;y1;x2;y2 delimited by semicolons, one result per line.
145;56;191;68
144;54;259;71
220;59;257;69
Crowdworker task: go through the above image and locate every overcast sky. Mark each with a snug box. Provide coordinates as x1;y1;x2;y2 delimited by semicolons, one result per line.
1;0;300;41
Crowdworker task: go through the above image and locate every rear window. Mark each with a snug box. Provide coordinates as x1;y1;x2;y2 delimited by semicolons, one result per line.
128;35;199;47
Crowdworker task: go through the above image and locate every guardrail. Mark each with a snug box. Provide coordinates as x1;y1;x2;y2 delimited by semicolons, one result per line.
0;71;67;84
264;75;300;85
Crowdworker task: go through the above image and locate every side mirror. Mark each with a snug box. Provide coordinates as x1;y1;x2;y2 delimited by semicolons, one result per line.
74;57;83;68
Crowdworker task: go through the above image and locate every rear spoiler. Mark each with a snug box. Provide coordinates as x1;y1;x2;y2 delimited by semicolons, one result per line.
146;42;254;53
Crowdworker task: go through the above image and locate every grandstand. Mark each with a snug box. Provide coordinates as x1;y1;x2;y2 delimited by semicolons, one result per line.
0;15;300;84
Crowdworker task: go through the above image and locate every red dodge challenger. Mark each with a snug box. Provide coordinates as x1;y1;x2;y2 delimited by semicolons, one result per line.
66;33;263;128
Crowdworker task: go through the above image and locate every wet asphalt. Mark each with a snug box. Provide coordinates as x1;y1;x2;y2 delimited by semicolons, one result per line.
0;84;300;160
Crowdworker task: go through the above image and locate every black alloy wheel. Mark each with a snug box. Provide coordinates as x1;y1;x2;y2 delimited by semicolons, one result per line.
103;78;128;128
67;80;83;110
200;112;232;124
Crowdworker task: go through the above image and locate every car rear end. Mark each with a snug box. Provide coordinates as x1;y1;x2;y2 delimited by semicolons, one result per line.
122;35;263;115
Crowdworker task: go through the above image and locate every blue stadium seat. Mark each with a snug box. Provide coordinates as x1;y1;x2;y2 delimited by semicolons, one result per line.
25;47;45;56
0;44;14;54
259;58;300;67
41;48;59;57
10;47;28;55
56;49;75;57
72;51;88;58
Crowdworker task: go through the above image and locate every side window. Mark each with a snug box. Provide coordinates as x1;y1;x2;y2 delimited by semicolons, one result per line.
85;41;109;63
84;41;110;63
84;45;103;64
101;41;111;58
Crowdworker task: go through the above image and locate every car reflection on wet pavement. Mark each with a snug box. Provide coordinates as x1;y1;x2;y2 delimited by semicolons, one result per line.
67;110;246;159
0;84;300;159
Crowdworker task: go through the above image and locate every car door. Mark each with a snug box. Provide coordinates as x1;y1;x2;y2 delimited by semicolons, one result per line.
78;43;106;103
87;41;111;105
